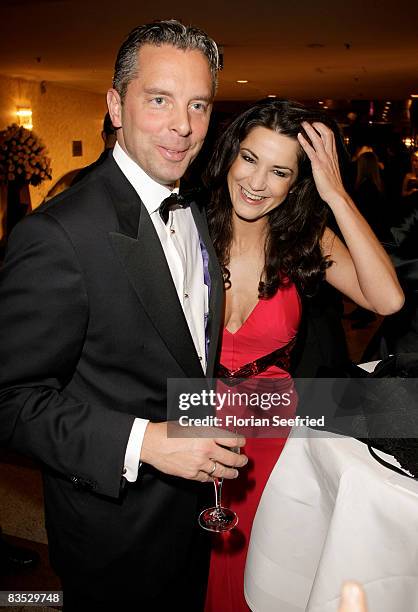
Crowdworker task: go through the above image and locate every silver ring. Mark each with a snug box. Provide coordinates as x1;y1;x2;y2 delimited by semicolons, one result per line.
208;461;217;476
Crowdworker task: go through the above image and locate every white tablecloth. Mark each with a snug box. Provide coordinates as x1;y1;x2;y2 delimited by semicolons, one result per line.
244;427;418;612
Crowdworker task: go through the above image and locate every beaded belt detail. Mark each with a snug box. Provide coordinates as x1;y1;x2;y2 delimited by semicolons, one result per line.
217;337;296;379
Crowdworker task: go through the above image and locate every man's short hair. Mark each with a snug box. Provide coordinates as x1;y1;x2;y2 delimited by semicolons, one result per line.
112;19;219;102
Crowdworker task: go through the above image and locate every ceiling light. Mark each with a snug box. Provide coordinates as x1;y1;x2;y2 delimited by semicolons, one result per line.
237;80;248;84
318;101;324;105
411;94;418;98
267;94;277;98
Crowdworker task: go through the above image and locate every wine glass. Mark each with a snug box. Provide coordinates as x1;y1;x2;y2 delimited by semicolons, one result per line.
198;445;240;532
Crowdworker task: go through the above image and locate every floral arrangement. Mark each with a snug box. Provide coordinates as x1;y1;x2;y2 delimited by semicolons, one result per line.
0;123;52;186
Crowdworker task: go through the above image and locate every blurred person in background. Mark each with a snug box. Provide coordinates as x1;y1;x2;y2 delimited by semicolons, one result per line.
363;197;418;358
354;151;390;241
71;112;117;185
401;150;418;198
45;112;117;200
346;151;391;328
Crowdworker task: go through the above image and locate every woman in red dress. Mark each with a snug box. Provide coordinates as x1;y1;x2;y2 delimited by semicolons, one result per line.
204;100;404;611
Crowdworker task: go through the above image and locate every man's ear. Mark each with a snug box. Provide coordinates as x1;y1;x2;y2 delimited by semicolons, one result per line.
107;89;122;129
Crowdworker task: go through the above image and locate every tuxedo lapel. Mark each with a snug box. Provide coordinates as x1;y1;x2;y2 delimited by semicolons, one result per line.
104;161;204;378
190;202;224;376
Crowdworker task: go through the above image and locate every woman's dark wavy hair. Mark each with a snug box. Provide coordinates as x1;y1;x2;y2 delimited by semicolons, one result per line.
206;98;348;298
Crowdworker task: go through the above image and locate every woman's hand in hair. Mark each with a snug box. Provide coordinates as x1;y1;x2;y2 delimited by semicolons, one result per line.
297;121;347;206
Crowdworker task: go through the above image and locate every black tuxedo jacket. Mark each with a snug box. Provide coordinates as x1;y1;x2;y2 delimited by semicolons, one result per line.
0;156;223;606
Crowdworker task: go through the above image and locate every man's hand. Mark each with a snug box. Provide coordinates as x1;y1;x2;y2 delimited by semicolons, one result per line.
141;422;247;482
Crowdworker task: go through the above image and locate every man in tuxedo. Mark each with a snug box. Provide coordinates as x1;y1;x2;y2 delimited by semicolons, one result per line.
0;20;246;610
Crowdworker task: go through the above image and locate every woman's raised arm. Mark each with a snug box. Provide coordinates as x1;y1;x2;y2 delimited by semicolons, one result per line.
298;121;404;315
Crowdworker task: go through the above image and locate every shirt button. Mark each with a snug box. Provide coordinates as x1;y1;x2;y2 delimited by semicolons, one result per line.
122;467;127;475
170;228;175;234
184;293;189;298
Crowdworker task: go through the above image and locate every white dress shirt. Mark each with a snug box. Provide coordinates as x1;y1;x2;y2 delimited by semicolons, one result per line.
112;143;207;481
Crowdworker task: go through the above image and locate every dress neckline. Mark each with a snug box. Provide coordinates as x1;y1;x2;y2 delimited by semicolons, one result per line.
224;300;261;336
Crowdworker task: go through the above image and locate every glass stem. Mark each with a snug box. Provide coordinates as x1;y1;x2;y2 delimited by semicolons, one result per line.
213;478;223;509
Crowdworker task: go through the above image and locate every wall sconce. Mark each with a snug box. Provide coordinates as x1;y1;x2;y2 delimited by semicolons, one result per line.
16;107;33;130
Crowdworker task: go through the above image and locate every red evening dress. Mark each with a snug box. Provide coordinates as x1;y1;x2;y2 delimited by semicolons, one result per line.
205;282;301;612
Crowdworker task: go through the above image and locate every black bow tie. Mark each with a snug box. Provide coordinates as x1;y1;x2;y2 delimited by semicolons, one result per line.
158;193;189;225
